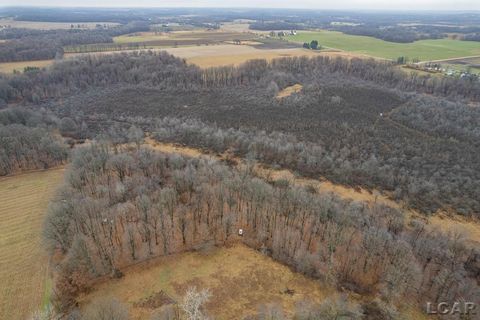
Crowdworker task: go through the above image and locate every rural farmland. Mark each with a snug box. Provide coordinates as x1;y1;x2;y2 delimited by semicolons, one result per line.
0;168;65;320
287;30;480;61
1;5;480;320
0;44;329;72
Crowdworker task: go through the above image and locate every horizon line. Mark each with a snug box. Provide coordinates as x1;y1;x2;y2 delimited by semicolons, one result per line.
1;5;480;12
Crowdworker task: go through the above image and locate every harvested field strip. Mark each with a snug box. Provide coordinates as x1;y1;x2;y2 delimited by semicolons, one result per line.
0;168;65;320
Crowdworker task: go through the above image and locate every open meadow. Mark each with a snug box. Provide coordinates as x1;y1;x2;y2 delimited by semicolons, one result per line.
0;168;65;320
164;45;325;67
0;44;331;73
0;59;55;73
78;244;336;319
287;30;480;61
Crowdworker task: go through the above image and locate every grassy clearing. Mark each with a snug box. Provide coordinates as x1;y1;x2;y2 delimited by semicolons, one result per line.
79;244;336;320
0;168;65;320
429;213;480;245
287;30;480;61
277;84;303;99
0;59;54;73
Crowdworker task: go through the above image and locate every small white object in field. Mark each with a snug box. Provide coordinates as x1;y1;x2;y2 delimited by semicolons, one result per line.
238;228;243;236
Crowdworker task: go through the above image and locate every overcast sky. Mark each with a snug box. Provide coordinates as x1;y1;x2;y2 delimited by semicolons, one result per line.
2;0;479;11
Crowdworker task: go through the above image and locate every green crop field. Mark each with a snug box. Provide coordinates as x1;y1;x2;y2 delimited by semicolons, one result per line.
287;30;480;61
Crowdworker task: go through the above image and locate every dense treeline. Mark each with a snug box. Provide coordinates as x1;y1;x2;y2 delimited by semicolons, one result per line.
0;22;149;63
44;143;479;317
331;25;444;43
249;21;305;31
463;33;480;42
148;116;480;216
2;52;480;104
0;52;200;103
0;108;68;175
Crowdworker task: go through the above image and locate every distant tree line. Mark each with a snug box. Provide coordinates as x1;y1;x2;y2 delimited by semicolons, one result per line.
2;52;480;104
249;21;305;31
0;22;150;63
463;33;480;41
331;25;445;43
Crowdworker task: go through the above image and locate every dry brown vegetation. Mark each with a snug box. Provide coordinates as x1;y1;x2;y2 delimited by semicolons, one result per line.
0;59;54;73
0;45;340;73
276;84;303;99
0;167;65;320
165;45;326;68
78;244;336;320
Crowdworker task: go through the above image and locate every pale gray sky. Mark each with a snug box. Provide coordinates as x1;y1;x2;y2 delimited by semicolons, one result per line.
2;0;479;10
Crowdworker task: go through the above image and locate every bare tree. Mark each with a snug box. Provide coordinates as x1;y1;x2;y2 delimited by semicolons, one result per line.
181;287;211;320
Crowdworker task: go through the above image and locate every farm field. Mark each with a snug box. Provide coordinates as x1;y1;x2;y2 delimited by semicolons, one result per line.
164;45;325;67
287;30;480;61
0;59;55;73
0;18;119;29
113;30;257;45
0;44;330;73
78;243;335;320
0;168;65;320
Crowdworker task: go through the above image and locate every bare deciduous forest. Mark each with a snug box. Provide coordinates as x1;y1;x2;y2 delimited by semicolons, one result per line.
44;143;480;318
1;6;480;320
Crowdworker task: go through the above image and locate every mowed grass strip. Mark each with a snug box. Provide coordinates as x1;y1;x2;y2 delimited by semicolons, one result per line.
287;30;480;61
0;168;65;320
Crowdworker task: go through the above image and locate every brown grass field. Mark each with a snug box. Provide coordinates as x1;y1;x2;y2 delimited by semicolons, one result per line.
164;45;328;68
0;45;340;74
0;168;65;320
79;244;337;320
0;59;55;74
